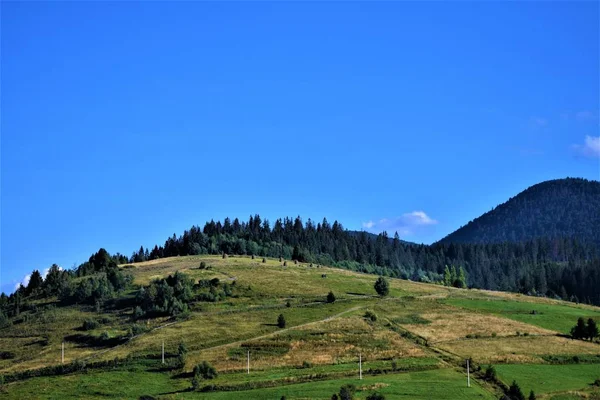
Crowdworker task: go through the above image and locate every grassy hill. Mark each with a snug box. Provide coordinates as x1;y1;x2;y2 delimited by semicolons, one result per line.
438;178;600;246
1;255;599;399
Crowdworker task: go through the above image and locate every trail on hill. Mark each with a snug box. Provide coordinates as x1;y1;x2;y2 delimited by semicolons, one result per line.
84;304;365;362
197;305;365;354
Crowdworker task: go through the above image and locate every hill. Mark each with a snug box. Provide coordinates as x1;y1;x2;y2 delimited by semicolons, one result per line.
438;178;600;246
1;254;600;399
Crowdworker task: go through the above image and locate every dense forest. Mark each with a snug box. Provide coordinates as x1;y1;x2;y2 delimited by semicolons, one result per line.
438;178;600;246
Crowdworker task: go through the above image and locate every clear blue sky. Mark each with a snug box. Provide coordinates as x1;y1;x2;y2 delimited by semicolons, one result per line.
1;1;599;293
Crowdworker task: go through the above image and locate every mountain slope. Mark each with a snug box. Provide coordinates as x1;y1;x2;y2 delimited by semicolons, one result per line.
438;178;600;246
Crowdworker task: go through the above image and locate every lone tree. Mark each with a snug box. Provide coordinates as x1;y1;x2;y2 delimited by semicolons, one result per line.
587;318;599;341
571;317;587;339
327;291;336;303
277;314;286;328
374;276;389;296
528;390;536;400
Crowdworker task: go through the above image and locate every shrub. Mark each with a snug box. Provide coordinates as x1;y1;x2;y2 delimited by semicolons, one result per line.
251;255;255;260
302;361;312;369
283;261;287;267
277;314;286;328
366;393;386;400
327;291;336;303
262;258;267;263
484;365;497;381
222;253;227;259
82;319;99;331
364;310;377;322
199;261;207;269
391;360;398;371
374;276;389;296
322;274;327;278
100;331;110;341
133;306;144;319
339;384;356;400
193;361;217;380
285;300;291;308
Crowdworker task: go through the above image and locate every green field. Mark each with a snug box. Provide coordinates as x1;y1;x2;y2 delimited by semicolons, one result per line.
4;367;494;400
495;364;600;395
2;255;600;399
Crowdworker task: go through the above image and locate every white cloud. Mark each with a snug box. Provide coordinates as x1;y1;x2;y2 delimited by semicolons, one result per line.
15;274;31;291
361;211;438;236
362;221;375;229
572;135;600;159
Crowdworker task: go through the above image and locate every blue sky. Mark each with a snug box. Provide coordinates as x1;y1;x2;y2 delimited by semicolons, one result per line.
1;1;599;293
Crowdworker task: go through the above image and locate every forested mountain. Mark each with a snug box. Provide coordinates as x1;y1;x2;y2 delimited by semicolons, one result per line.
438;178;600;246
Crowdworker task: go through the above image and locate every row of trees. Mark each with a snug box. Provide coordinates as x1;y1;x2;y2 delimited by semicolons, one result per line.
570;317;599;341
124;215;600;305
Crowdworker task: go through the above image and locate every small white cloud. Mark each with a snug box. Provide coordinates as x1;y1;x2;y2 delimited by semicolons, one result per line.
362;211;438;236
15;274;31;290
572;135;600;159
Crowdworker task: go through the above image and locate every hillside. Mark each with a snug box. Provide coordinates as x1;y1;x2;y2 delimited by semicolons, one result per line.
1;254;600;399
438;178;600;246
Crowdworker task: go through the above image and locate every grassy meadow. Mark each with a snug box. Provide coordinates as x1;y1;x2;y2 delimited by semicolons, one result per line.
1;255;599;399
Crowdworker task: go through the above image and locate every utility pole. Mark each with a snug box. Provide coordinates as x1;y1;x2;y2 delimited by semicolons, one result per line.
359;353;362;380
162;340;165;364
62;342;64;364
247;351;250;374
466;359;470;387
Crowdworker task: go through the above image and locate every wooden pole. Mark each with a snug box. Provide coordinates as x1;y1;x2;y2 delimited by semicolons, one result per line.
359;353;362;380
162;341;165;364
62;342;64;364
467;359;470;387
247;351;250;374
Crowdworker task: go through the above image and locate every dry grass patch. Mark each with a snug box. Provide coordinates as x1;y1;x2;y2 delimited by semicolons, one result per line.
403;311;554;343
437;335;600;364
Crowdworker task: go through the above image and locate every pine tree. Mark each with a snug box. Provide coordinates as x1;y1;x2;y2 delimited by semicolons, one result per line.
327;291;336;303
277;314;286;328
586;318;599;341
571;317;587;339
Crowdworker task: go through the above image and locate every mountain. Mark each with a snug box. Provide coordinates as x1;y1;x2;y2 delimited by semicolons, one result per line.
438;178;600;247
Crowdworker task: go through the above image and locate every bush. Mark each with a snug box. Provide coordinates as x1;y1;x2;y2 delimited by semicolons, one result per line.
391;360;398;371
199;261;207;269
364;310;377;322
327;291;336;303
484;365;497;381
262;258;266;263
277;314;286;328
283;261;287;267
193;361;217;380
285;300;291;308
366;393;386;400
302;361;312;369
322;274;327;278
339;384;356;400
82;319;99;331
374;276;389;296
133;306;144;319
222;253;227;259
100;331;110;341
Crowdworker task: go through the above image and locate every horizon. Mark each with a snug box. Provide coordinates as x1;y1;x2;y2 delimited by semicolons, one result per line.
2;2;599;294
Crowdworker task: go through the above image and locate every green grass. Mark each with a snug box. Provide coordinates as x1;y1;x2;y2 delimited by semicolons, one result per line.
444;298;600;333
4;367;494;400
495;364;600;395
